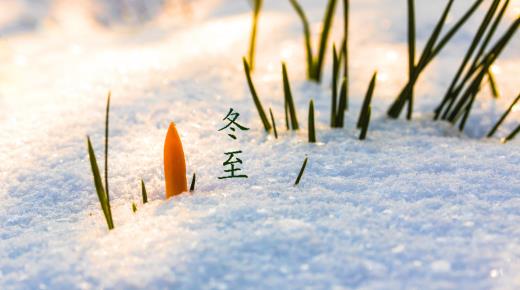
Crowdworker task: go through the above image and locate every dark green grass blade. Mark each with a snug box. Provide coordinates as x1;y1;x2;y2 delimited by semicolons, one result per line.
435;0;501;119
331;44;339;127
294;157;308;186
87;136;114;230
314;0;338;82
487;70;500;98
141;179;148;204
458;91;477;131
269;108;278;139
487;94;520;137
359;106;371;140
308;100;316;143
502;124;520;143
190;173;196;192
284;100;290;130
336;78;347;127
342;0;349;99
243;57;271;132
357;72;377;128
282;62;299;130
248;0;263;71
406;0;416;120
288;0;314;79
132;202;137;213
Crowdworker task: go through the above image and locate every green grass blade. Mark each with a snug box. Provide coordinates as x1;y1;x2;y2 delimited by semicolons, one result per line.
294;156;309;186
487;69;500;98
502;124;520;143
269;107;278;139
406;0;416;120
357;72;377;128
288;0;314;79
248;0;263;71
190;173;196;192
141;179;148;204
359;106;371;140
243;57;271;132
336;78;347;127
487;94;520;137
308;100;316;143
282;62;299;130
331;44;339;127
314;0;338;82
132;202;137;213
104;91;112;224
87;136;114;230
284;100;290;130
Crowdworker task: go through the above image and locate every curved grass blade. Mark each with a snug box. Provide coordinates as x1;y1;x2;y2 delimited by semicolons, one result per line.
243;57;271;132
294;156;309;186
282;62;299;130
248;0;263;71
104;92;111;211
357;72;377;128
288;0;314;79
87;136;114;230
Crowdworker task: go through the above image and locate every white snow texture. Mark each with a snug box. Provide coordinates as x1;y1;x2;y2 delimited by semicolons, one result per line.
0;0;519;289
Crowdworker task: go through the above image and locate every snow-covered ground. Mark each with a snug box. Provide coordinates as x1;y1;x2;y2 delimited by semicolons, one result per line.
1;0;519;289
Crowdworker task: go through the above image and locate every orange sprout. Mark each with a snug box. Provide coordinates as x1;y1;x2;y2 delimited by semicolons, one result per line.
164;122;188;198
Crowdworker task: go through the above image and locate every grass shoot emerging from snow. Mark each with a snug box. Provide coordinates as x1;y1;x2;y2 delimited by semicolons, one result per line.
247;0;263;71
487;94;520;138
269;108;278;139
190;173;196;192
308;100;316;143
282;62;299;130
141;179;148;204
294;156;308;186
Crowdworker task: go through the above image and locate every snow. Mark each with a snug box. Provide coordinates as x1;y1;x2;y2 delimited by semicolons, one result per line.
0;0;519;289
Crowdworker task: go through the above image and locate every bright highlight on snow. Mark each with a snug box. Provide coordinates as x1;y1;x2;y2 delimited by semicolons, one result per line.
0;0;519;289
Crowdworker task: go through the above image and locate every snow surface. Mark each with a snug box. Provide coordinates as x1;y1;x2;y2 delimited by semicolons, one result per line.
0;0;519;289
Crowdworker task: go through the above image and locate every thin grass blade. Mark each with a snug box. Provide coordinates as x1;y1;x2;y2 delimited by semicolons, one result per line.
308;100;316;143
288;0;314;79
314;0;338;82
248;0;263;71
359;106;371;140
190;173;196;192
282;62;299;130
487;94;520;137
243;57;271;132
358;72;377;128
269;107;278;139
502;124;520;143
294;157;309;186
141;179;148;204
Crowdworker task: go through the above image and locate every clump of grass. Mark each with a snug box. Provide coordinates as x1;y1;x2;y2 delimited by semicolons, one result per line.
487;94;520;138
141;179;148;204
440;17;519;130
289;0;338;82
294;156;309;186
269;108;278;139
502;124;520;144
357;72;377;129
282;62;299;130
308;100;316;143
243;57;271;132
387;0;485;119
435;0;509;121
248;0;263;71
189;173;196;192
86;92;114;230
